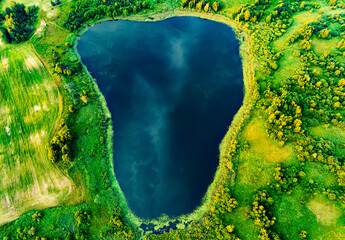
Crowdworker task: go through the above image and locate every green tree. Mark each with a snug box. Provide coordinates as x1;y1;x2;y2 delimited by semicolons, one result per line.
188;0;195;8
299;39;312;51
196;1;204;11
0;2;39;43
204;2;210;12
181;0;188;7
337;39;345;51
244;10;251;21
212;1;220;12
319;28;330;39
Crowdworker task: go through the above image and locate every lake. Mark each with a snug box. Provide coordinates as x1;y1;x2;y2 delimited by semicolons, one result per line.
77;16;243;219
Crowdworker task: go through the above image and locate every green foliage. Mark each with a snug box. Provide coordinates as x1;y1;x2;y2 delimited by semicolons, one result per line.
212;1;220;12
32;212;43;223
64;0;149;32
182;0;221;12
327;0;345;8
51;0;62;6
75;210;91;226
100;213;138;239
337;39;345;51
48;127;73;164
249;191;278;240
233;0;270;23
52;48;82;75
299;39;312;50
204;2;210;12
0;2;39;43
319;28;331;39
271;164;300;194
299;230;307;239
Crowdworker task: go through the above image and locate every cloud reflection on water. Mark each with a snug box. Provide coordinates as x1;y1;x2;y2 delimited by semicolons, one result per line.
77;17;243;218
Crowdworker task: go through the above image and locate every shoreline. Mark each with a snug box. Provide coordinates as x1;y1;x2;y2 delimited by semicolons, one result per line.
70;9;256;236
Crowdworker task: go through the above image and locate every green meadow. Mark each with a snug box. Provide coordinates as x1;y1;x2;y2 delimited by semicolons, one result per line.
0;45;72;225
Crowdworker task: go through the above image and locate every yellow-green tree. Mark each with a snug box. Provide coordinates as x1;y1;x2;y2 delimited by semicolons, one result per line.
212;1;220;12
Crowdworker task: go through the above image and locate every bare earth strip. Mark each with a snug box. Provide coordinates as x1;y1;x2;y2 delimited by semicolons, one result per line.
0;45;72;225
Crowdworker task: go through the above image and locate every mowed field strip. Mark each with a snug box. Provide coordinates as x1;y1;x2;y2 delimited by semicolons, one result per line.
0;45;72;225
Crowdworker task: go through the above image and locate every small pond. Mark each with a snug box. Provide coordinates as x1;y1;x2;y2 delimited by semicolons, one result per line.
77;16;243;219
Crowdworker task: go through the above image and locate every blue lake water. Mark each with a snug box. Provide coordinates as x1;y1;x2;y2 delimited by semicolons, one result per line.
77;16;243;219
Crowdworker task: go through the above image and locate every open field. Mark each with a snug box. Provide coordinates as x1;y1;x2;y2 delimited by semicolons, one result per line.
308;195;340;226
0;45;72;225
243;116;295;163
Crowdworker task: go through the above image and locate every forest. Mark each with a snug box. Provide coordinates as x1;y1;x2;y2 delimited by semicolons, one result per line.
1;0;345;239
0;2;38;43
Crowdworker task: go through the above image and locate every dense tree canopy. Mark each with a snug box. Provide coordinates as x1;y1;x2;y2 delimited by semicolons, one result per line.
64;0;148;32
0;2;39;43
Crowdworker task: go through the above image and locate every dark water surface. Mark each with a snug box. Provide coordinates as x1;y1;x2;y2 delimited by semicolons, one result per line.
77;17;243;219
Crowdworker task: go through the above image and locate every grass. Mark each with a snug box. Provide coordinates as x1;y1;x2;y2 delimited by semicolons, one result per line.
272;11;320;52
233;151;274;203
312;36;342;56
270;10;322;86
273;187;318;240
229;114;299;238
221;0;254;16
271;49;303;86
240;6;345;239
242;116;295;163
304;162;337;188
306;194;345;239
309;124;345;144
1;0;132;234
224;206;258;240
308;195;340;226
1;0;54;11
309;124;345;157
0;45;72;225
321;226;345;239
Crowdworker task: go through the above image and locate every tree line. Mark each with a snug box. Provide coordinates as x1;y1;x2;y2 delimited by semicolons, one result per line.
64;0;148;32
181;0;221;12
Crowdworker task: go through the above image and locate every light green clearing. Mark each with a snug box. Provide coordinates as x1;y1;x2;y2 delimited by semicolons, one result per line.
309;124;345;156
308;195;340;226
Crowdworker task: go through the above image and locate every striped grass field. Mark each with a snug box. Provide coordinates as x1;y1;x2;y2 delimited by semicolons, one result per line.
0;44;72;225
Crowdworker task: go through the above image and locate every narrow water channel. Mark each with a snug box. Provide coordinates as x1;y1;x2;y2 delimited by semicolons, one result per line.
77;16;243;219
